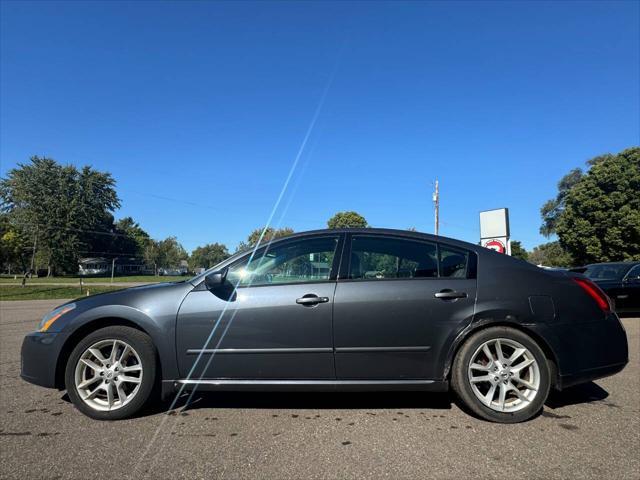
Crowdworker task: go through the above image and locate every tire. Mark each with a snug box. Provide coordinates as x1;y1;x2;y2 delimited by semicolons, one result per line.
451;326;551;423
64;326;157;420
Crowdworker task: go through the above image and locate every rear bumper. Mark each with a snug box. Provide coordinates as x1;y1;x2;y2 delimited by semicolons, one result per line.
557;361;627;390
20;331;67;389
541;312;628;390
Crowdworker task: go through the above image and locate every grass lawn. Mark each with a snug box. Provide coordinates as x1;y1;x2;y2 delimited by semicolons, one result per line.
0;275;187;284
0;285;126;301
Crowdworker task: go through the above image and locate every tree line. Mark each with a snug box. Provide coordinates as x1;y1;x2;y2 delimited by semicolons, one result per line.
1;147;637;275
0;156;369;276
512;146;639;266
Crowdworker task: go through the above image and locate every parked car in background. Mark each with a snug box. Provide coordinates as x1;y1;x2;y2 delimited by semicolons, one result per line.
21;229;628;423
581;262;640;315
158;267;189;276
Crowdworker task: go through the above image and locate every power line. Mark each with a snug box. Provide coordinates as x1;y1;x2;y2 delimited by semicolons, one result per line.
7;220;140;239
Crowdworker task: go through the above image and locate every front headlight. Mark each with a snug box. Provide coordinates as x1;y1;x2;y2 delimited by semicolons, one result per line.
38;303;76;332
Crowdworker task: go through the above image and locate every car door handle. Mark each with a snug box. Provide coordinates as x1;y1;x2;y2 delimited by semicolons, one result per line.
434;290;468;300
296;295;329;306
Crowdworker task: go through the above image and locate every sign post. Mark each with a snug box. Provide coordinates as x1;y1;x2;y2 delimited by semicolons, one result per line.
480;208;510;255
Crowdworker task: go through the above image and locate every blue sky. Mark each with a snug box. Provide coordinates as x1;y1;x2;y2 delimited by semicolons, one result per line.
1;1;638;253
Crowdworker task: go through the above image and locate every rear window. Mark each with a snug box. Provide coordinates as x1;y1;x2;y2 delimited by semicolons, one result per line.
347;235;474;280
584;264;631;281
349;236;438;280
439;247;469;278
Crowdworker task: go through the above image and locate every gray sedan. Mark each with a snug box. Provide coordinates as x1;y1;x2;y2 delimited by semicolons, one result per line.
21;228;628;423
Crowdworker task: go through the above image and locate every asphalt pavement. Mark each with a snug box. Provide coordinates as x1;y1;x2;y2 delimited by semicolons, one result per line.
1;300;638;479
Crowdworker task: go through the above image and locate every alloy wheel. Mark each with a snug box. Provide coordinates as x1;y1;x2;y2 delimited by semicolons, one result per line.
467;338;540;413
74;339;143;411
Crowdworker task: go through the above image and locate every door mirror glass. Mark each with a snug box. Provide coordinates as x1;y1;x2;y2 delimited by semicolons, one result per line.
205;267;228;290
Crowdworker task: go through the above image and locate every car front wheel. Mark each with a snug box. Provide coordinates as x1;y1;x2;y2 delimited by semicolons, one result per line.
451;326;551;423
64;326;156;420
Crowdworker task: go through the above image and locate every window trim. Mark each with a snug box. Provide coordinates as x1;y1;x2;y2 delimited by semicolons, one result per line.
340;233;477;282
225;233;345;288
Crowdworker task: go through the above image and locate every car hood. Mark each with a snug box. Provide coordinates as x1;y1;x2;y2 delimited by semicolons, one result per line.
63;281;191;309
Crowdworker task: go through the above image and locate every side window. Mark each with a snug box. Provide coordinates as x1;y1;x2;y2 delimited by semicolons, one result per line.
439;246;469;278
227;236;339;287
349;236;438;280
625;265;640;280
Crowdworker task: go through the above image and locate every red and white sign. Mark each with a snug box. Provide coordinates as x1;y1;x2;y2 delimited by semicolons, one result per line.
482;238;507;254
480;208;511;255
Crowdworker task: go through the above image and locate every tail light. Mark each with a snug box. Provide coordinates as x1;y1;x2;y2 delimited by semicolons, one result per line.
572;277;613;312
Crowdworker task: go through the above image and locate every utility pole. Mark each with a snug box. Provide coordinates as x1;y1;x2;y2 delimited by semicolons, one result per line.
432;180;439;236
111;257;117;283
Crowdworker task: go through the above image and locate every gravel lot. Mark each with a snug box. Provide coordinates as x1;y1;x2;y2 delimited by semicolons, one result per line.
1;300;638;479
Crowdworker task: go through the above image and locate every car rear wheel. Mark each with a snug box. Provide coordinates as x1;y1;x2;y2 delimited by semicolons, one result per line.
64;326;156;420
451;326;551;423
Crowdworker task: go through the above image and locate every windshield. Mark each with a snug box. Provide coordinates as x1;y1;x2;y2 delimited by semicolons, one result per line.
583;264;631;281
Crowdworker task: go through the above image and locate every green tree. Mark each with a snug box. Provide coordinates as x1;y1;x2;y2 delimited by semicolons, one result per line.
157;237;188;269
143;237;188;274
237;226;294;251
190;243;230;270
143;239;161;275
541;147;640;264
0;214;29;273
112;217;150;256
540;168;584;237
327;211;368;229
0;157;120;275
509;240;528;261
528;241;574;267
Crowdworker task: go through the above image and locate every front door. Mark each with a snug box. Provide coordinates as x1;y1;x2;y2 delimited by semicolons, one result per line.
333;234;477;380
176;234;342;380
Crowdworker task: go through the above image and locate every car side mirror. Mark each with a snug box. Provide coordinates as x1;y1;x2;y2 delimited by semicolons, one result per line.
204;267;228;290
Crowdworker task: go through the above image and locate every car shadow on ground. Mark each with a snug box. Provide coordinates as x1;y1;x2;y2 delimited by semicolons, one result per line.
60;381;609;418
142;390;454;417
545;382;609;409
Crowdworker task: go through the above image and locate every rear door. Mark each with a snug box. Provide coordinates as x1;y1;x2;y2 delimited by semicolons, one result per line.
333;234;477;380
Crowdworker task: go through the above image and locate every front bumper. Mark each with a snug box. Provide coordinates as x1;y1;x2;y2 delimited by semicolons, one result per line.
21;331;68;389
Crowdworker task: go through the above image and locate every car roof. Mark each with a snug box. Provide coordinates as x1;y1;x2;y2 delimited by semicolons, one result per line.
270;228;483;252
